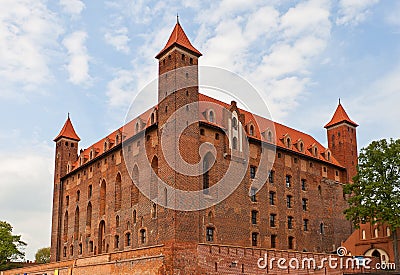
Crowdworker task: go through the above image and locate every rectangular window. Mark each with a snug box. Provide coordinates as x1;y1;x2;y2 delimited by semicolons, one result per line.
301;179;306;191
250;188;257;202
286;175;291;187
271;235;277;248
66;195;69;206
270;214;276;227
251;232;258;246
251;210;258;225
206;227;214;242
286;195;292;208
288;236;294;249
269;191;275;205
250;166;256;179
288;216;293;229
303;219;309;231
268;171;275;183
302;198;308;211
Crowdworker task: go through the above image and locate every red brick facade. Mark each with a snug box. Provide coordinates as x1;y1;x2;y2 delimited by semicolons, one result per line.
23;21;363;274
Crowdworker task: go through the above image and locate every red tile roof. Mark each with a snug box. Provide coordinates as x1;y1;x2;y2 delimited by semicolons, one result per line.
54;116;80;142
325;103;358;128
156;22;202;59
68;95;345;173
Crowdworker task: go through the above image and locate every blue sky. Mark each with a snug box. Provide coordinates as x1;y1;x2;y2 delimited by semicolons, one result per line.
0;0;399;260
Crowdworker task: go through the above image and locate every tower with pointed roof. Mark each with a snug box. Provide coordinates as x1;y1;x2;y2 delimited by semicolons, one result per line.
51;115;80;261
325;101;358;182
156;18;202;125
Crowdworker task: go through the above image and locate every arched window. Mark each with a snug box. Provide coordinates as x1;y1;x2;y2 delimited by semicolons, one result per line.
152;203;157;219
267;131;273;142
86;202;92;230
232;137;238;150
209;111;214;123
140;229;146;244
98;220;106;254
374;228;379;238
116;215;120;227
232;117;237;129
74;206;80;240
249;125;254;136
115;173;122;211
362;230;366;240
133;210;137;224
203;153;214;194
125;232;131;246
131;165;139;205
135;122;140;133
387;227;391;237
100;180;106;216
286;137;291;148
63;211;69;238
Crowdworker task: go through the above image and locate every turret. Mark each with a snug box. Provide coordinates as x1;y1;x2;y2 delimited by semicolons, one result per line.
53;114;80;183
325;100;358;182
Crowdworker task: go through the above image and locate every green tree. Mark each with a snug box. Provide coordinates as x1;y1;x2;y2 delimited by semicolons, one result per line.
0;221;27;271
344;138;400;269
35;247;50;264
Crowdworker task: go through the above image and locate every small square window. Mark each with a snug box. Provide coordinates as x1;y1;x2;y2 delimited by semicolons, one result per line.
251;232;258;246
270;214;276;227
268;171;275;183
301;179;306;191
288;216;293;229
206;227;214;242
285;175;291;187
269;192;275;205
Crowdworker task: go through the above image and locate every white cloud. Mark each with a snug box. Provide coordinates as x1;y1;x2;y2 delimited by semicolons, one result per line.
0;0;63;98
106;70;137;107
104;27;130;54
336;0;380;26
0;146;53;260
59;0;85;16
62;31;91;85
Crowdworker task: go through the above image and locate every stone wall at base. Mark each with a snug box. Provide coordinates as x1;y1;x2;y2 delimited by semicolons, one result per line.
2;245;165;275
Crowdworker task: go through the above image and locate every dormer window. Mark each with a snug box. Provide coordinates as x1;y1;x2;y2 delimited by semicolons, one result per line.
249;125;254;136
314;147;318;157
150;113;155;124
285;136;291;148
104;141;108;152
116;135;119;145
135;122;140;134
208;110;215;123
89;151;93;160
298;141;304;152
267;131;273;142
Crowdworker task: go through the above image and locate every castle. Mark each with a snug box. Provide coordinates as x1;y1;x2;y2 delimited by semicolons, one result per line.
6;21;366;275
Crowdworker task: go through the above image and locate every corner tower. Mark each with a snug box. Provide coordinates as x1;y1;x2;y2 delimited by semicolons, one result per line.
325;101;358;182
53;115;80;183
51;115;80;261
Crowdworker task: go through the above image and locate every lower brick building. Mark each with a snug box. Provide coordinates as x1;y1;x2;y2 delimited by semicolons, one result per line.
5;20;363;275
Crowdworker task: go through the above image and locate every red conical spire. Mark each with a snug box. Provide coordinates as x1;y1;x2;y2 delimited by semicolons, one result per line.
155;20;202;59
324;101;358;128
54;114;80;141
